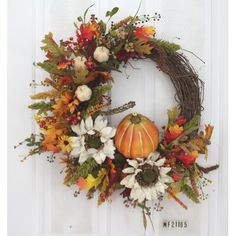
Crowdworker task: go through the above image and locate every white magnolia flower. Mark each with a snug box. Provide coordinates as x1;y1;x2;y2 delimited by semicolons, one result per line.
69;136;85;157
120;152;173;203
93;46;110;63
70;115;116;164
75;85;92;102
74;56;86;71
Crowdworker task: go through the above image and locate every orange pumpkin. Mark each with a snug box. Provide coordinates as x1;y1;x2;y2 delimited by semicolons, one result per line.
115;113;159;159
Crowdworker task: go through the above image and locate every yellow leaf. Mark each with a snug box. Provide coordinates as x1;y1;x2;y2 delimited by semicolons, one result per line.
134;39;153;55
97;175;109;206
204;124;214;140
78;168;106;190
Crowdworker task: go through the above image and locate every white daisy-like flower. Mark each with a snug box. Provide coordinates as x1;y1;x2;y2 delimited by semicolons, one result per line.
70;115;116;164
120;152;173;203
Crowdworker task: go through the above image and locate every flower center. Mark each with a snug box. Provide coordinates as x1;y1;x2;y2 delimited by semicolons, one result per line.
142;169;157;184
135;164;159;187
85;132;103;149
63;140;69;146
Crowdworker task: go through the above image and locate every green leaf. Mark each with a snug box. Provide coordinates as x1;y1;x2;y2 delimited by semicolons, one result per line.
70;159;98;184
99;62;122;72
170;174;187;193
105;11;111;17
142;210;147;230
113;152;126;167
89;84;112;105
109;30;118;37
179;144;192;154
73;68;89;84
80;168;106;190
110;7;119;17
28;101;51;115
183;115;200;135
134;39;153;55
77;16;83;22
26;143;35;147
41;32;69;59
170;180;183;194
99;20;107;34
106;7;119;21
83;4;95;22
182;184;200;203
167;107;181;126
184;115;200;130
37;61;68;76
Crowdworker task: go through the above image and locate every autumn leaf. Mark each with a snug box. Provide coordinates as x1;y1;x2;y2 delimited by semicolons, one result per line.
37;61;68;76
73;67;89;84
133;39;153;55
77;168;106;190
133;26;155;40
182;184;200;203
183;115;200;135
204;124;214;140
41;32;70;58
167;107;181;126
142;210;147;230
97;175;109;206
86;71;113;83
170;174;185;195
190;124;214;160
57;60;73;69
28;101;51;115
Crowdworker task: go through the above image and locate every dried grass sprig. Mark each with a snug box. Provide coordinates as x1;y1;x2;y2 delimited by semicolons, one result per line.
190;173;199;197
167;189;188;210
111;16;133;29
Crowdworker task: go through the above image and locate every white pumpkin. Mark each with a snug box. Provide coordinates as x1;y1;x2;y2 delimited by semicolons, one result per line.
74;56;86;71
93;46;110;63
75;85;92;102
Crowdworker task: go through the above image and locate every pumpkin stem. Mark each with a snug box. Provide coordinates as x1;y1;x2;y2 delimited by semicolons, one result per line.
131;112;141;124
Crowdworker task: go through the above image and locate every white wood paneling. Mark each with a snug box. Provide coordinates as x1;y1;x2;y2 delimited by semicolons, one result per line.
8;0;227;236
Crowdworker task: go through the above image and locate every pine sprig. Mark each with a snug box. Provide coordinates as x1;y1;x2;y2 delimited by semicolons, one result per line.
152;39;181;52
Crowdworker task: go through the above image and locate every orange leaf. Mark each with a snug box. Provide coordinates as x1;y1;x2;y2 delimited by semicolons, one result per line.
57;60;73;69
133;26;155;40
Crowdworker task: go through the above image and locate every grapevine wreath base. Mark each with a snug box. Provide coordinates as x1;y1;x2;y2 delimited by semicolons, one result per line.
17;5;219;228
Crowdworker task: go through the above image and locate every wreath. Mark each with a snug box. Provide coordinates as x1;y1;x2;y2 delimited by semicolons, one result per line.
17;5;219;228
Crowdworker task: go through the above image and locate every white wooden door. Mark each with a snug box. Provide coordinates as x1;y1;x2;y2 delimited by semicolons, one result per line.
8;0;227;236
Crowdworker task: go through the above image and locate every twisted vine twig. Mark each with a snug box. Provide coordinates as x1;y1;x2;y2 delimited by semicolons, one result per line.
149;43;204;120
